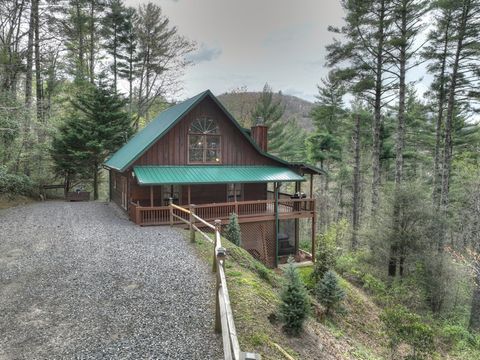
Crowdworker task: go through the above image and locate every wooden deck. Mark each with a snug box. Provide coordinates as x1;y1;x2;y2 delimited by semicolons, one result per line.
128;198;315;226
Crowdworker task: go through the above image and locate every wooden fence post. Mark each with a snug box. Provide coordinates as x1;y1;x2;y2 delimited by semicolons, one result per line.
190;204;196;242
213;219;221;273
311;212;316;263
169;197;173;227
136;206;141;225
215;246;227;334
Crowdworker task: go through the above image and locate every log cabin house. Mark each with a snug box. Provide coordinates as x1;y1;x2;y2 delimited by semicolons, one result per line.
104;90;323;267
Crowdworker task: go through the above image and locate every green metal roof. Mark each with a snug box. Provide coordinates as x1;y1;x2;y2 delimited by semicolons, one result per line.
104;91;209;171
133;166;305;185
104;89;291;172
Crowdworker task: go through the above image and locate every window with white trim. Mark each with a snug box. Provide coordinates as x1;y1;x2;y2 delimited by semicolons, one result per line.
188;117;221;163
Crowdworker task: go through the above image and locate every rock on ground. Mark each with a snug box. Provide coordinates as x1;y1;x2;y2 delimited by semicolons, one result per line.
0;201;222;359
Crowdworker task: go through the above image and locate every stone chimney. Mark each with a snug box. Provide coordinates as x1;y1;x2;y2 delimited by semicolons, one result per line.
251;117;268;151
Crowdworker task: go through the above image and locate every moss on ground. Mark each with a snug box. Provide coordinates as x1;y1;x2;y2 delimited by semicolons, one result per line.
187;231;480;359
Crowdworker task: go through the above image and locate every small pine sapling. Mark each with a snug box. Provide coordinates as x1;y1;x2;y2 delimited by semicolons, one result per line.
311;233;336;283
279;258;310;335
225;212;241;246
315;270;345;315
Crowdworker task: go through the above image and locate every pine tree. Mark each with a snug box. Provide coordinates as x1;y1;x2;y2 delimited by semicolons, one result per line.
279;258;310;335
440;0;480;212
311;71;346;134
305;132;342;171
423;2;455;205
327;0;395;215
315;270;345;315
225;212;241;246
117;6;137;116
52;84;133;200
251;83;285;154
311;232;337;283
274;119;306;162
102;0;131;92
51;114;91;194
388;0;429;279
308;71;346;187
135;2;194;122
61;0;90;82
250;84;307;161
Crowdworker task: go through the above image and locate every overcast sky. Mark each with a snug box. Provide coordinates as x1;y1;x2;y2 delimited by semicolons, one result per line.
124;0;346;102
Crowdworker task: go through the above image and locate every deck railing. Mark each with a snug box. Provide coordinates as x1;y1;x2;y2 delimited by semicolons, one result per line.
129;198;315;226
170;202;261;360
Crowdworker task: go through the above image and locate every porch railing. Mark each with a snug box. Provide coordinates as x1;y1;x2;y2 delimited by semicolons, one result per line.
169;202;261;360
129;198;315;226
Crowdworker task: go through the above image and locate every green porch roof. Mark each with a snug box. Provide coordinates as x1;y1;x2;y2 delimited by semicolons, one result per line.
104;90;290;172
133;166;305;185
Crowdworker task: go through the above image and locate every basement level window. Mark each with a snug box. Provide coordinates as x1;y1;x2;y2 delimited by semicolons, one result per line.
188;117;221;164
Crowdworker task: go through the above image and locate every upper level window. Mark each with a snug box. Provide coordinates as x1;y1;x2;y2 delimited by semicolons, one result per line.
188;117;221;163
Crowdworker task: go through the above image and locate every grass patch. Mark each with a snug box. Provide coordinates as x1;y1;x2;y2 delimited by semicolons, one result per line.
187;230;480;360
0;194;34;210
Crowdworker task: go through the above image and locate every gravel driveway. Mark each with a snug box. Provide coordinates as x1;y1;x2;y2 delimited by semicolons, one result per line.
0;201;221;359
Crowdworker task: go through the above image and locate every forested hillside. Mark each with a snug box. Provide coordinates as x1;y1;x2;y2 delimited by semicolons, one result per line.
1;0;480;359
218;90;315;131
0;0;193;200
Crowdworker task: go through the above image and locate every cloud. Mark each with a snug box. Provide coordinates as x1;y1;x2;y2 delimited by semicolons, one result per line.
186;43;222;64
262;23;313;48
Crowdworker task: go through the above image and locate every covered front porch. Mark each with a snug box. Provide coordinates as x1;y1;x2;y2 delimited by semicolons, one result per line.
125;165;320;267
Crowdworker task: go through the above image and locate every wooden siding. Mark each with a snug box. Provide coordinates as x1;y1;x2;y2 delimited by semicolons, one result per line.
111;170;127;210
182;184;226;205
130;183;268;206
243;183;267;201
132;96;278;167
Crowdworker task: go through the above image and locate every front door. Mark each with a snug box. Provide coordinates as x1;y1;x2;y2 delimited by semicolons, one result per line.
227;183;242;202
162;185;181;206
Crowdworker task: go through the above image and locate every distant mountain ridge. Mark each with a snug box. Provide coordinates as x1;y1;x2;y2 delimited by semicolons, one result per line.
217;92;315;131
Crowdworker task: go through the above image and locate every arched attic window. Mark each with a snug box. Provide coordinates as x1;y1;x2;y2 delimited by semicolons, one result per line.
188;117;221;163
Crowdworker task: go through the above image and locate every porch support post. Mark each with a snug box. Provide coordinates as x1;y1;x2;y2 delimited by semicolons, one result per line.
274;182;279;268
190;204;196;243
310;173;314;198
187;185;191;205
169;197;173;227
150;186;153;207
312;210;316;263
294;180;300;256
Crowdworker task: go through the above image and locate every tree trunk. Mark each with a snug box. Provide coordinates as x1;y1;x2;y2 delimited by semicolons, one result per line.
89;1;95;84
371;0;386;217
389;0;408;278
25;0;34;107
394;2;407;188
469;266;480;332
441;1;469;213
93;163;98;200
75;1;85;80
128;51;133;118
34;0;42;124
352;114;361;250
432;16;451;206
113;23;118;92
